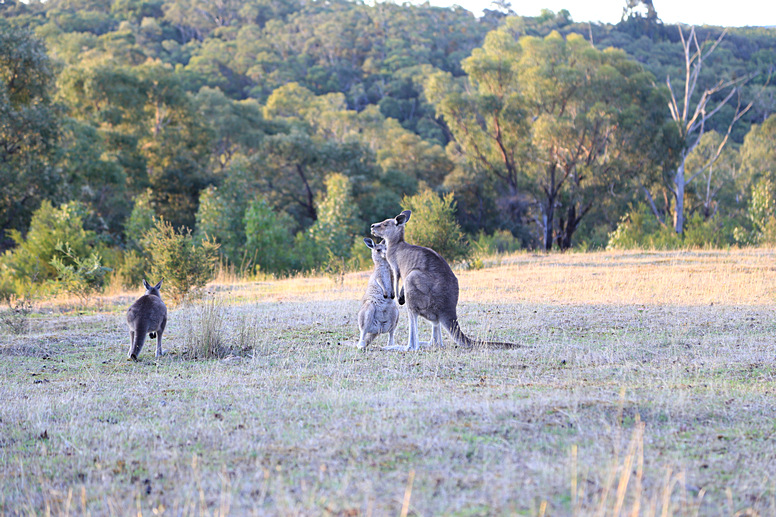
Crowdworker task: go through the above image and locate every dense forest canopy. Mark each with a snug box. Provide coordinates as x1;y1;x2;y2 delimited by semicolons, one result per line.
1;0;776;293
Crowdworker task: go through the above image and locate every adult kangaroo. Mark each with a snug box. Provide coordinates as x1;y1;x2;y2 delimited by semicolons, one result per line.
371;210;520;351
126;279;167;360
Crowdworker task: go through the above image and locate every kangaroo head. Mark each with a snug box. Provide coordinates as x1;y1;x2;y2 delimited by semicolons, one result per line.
364;237;388;264
370;210;411;243
142;279;163;298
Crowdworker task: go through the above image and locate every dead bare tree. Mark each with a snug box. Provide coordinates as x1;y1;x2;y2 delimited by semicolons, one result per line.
665;26;759;234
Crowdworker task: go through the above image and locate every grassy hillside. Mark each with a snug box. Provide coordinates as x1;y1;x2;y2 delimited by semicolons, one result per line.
1;249;775;515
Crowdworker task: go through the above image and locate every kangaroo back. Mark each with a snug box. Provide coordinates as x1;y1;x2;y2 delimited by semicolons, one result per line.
127;279;168;360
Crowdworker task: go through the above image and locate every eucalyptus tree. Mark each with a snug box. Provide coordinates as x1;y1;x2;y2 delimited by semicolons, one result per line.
429;25;673;250
0;21;61;244
663;26;759;234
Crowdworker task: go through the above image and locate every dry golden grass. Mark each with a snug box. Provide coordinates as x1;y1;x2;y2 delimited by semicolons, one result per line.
206;248;776;306
1;248;775;516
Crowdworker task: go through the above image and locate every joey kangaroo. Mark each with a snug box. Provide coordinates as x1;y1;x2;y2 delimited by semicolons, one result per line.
357;238;399;349
371;210;520;351
126;279;167;361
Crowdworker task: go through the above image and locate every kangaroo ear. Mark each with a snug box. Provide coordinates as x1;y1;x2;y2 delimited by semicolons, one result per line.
154;279;163;290
395;210;411;225
143;279;151;290
364;237;375;249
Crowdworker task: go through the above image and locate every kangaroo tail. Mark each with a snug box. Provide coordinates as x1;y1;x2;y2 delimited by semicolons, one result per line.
474;340;527;349
446;318;526;349
446;318;474;347
129;331;147;359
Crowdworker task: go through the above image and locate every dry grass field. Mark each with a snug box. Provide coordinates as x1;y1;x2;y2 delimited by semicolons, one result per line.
1;248;775;516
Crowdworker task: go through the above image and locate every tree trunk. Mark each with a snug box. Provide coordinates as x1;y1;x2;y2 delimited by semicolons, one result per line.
556;205;576;251
542;197;555;251
673;159;686;234
296;164;317;222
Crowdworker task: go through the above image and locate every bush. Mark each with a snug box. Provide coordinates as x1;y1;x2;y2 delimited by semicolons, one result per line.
309;173;361;268
347;235;373;271
111;249;152;290
125;190;156;251
682;213;731;248
471;229;523;256
740;178;776;246
195;167;253;267
144;219;219;303
608;203;739;250
606;203;680;250
50;241;111;303
244;197;295;275
4;201;96;282
401;189;469;263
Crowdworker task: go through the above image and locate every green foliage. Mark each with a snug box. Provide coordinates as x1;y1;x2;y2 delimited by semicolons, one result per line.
4;201;96;282
471;229;523;257
308;173;361;268
125;189;156;250
682;213;730;249
244;197;295;275
111;249;152;290
0;20;62;238
739;115;776;196
606;204;732;250
144;218;219;303
3;0;776;266
468;229;523;269
195;184;243;265
607;203;680;250
401;189;469;263
429;26;678;250
740;178;776;246
50;241;111;303
290;231;320;273
347;235;372;272
57;117;129;235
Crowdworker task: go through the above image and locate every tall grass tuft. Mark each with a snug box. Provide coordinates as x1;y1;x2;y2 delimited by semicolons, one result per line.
234;311;261;353
0;296;34;335
180;299;228;359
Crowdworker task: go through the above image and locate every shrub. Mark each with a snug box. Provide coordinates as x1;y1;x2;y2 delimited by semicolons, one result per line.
347;235;373;271
244;197;295;275
125;189;156;251
50;241;112;303
4;201;96;282
608;203;737;250
606;203;680;250
743;178;776;246
471;229;522;256
401;189;469;263
195;167;253;267
682;213;730;248
111;249;152;290
144;219;219;303
309;173;361;268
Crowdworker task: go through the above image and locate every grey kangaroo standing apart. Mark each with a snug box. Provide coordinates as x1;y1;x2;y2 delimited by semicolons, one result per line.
371;210;520;351
126;279;167;360
357;238;399;349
